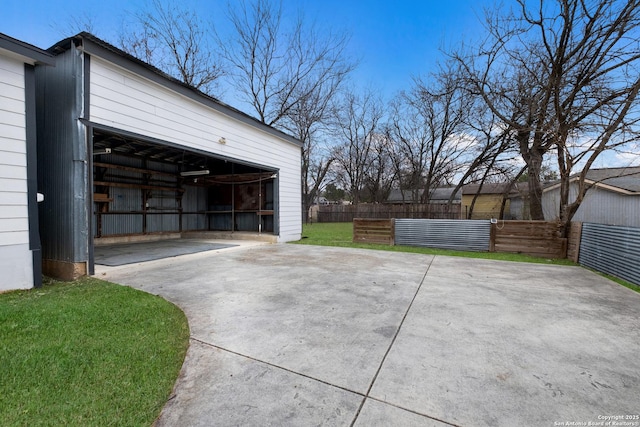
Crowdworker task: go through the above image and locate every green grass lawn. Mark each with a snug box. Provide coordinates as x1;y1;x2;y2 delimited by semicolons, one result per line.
0;277;189;426
293;222;576;265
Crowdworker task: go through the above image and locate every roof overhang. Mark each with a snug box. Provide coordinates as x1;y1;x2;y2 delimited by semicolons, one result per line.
0;33;54;66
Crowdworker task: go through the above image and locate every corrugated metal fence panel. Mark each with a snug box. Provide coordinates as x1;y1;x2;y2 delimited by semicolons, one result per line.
395;219;491;251
579;223;640;286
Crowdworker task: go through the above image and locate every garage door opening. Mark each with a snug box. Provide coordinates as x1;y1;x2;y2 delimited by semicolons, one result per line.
91;128;278;243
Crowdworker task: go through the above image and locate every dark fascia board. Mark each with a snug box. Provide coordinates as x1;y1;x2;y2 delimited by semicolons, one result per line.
0;32;55;66
49;32;301;148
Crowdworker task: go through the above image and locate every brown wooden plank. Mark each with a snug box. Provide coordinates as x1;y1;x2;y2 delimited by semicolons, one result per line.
94;162;177;178
93;193;112;202
353;218;394;245
94;180;185;193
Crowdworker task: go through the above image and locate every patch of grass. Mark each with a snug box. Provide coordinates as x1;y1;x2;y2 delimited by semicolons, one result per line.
293;222;576;266
595;272;640;294
296;222;354;246
0;277;189;426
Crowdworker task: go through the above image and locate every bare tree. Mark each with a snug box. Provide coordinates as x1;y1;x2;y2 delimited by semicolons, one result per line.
119;0;224;94
217;0;353;219
443;88;528;216
279;67;349;221
453;0;640;229
56;13;99;37
534;0;640;226
363;134;397;203
453;39;553;219
219;0;354;127
333;90;384;204
386;63;474;205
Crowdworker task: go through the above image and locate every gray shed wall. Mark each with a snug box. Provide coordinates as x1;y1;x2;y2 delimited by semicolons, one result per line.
543;183;640;227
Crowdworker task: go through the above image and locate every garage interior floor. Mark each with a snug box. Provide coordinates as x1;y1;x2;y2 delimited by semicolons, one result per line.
94;239;239;266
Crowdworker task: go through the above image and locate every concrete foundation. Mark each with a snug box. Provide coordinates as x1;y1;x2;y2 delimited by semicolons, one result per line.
42;258;87;281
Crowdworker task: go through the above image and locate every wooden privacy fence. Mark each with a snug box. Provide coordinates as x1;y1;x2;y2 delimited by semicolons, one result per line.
354;218;570;259
353;219;395;245
490;220;567;258
319;203;460;222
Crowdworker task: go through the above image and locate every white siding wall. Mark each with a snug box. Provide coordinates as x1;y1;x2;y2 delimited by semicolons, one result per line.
0;54;33;290
89;57;302;241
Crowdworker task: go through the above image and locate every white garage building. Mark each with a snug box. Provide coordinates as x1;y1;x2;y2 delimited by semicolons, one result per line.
37;33;302;280
0;34;53;291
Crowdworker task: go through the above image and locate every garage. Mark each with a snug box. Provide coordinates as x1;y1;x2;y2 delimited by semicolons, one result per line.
91;128;278;239
36;32;302;280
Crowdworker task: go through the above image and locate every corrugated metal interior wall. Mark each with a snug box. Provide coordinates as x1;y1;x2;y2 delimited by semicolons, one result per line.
93;147;276;238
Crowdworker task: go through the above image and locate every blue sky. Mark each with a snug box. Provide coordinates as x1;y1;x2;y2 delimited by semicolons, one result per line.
3;0;492;99
3;0;635;168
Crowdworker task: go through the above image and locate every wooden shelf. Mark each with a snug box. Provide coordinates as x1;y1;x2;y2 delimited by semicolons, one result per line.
94;162;177;178
93;193;113;202
94;180;185;193
205;210;272;214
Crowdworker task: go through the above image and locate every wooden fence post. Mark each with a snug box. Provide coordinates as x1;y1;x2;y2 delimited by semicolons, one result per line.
567;222;583;263
489;222;496;252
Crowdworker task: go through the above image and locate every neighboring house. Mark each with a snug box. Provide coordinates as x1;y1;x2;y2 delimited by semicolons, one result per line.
461;183;514;220
36;32;302;280
386;187;461;204
542;167;640;227
507;183;531;221
0;34;53;291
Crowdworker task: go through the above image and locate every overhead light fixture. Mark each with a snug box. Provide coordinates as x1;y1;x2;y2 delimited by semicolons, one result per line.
218;137;227;144
180;169;210;177
93;148;112;155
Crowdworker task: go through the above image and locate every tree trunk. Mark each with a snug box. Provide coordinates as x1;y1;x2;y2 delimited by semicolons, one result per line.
526;157;545;220
517;129;545;220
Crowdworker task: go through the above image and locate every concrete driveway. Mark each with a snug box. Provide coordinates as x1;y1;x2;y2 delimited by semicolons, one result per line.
96;243;640;427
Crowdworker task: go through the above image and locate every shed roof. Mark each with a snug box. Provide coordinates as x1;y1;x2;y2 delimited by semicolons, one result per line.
48;32;301;148
462;183;513;196
582;167;640;192
0;32;54;65
387;187;461;203
544;167;640;194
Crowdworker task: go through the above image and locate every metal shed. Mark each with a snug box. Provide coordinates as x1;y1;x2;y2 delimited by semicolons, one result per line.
36;33;302;280
542;167;640;227
0;33;53;291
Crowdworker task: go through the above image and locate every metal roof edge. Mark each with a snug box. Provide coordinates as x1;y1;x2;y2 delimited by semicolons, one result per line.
51;32;301;148
542;177;639;196
0;32;55;66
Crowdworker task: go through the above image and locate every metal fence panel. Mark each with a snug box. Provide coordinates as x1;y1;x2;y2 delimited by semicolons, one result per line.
579;223;640;286
395;219;491;251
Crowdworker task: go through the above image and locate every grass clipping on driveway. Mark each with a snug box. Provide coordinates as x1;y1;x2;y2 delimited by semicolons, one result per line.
0;277;189;426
